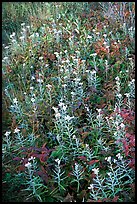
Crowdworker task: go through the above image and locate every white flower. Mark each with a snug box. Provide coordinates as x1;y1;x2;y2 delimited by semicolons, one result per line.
107;172;111;176
28;156;35;161
90;53;97;57
31;76;35;80
52;107;58;113
4;131;11;137
37;79;43;83
124;93;130;97
87;35;92;39
120;123;125;129
88;184;94;190
21;23;25;26
58;102;65;107
55;158;61;165
46;84;52;89
103;34;107;38
55;112;61;119
39;56;43;60
113;159;117;163
31;98;35;103
92;168;99;175
25;162;31;168
13;98;18;105
105;156;111;163
116;153;123;160
115;76;120;81
72;135;76;139
96;108;101;113
117;93;122;98
30;86;34;90
14;128;20;134
19;36;25;40
85;144;89;148
65;115;74;121
5;46;9;49
103;41;107;45
26;25;30;29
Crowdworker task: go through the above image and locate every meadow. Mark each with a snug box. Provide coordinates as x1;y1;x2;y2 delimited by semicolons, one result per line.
2;2;135;202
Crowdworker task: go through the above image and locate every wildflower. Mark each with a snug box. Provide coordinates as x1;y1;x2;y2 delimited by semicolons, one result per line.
120;123;125;129
37;78;43;83
58;102;65;107
85;144;89;148
31;98;35;103
21;23;25;26
52;107;58;113
87;35;92;39
28;156;35;161
25;162;31;168
116;153;123;160
65;115;74;121
90;53;97;57
88;184;94;190
31;76;35;80
14;128;20;134
26;25;30;29
72;135;76;139
96;108;101;113
105;156;111;163
55;112;61;119
46;84;52;89
103;34;107;38
55;158;61;165
19;36;25;40
107;172;111;176
30;86;34;90
115;76;120;81
5;46;9;49
39;56;43;60
117;93;122;98
113;159;117;163
92;168;99;175
4;131;11;137
13;98;18;105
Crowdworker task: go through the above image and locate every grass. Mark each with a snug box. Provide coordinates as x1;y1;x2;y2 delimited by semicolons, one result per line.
2;2;135;202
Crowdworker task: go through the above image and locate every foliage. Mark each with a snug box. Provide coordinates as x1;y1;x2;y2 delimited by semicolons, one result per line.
2;2;135;202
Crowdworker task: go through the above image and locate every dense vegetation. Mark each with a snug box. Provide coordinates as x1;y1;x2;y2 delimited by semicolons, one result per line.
2;2;135;202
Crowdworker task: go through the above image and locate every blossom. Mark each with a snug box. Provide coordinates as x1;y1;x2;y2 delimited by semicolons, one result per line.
4;131;11;137
21;23;25;26
37;78;43;83
14;128;20;133
28;156;35;161
88;184;94;190
13;98;18;105
115;76;120;81
55;112;61;119
116;153;123;160
31;98;35;103
65;115;74;121
120;123;125;129
46;84;52;89
105;156;111;163
55;158;61;165
90;53;97;57
92;168;99;175
52;107;58;113
103;34;107;38
25;162;31;168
